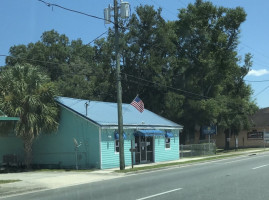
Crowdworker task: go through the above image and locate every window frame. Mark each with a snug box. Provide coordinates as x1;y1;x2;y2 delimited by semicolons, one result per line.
165;137;171;149
115;139;120;153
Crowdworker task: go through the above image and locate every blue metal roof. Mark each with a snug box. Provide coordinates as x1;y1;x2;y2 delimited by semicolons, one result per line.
56;97;182;129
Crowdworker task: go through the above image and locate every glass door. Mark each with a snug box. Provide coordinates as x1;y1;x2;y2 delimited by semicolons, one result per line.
146;137;153;162
140;136;147;162
135;136;140;164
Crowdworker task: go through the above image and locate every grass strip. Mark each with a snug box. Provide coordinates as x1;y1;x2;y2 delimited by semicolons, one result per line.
0;180;21;184
33;169;95;172
115;153;247;173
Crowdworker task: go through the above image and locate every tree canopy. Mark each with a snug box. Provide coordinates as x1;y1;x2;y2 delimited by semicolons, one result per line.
2;0;258;147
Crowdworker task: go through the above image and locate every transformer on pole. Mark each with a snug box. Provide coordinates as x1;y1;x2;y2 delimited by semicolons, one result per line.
104;1;130;24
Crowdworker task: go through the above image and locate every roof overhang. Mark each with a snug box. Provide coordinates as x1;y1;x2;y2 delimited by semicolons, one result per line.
100;125;183;130
0;117;20;121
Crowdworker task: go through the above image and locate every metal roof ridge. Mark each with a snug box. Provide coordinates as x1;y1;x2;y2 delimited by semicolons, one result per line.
57;96;156;113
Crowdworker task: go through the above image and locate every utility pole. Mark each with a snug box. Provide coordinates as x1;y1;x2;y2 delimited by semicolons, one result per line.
114;0;125;170
105;0;130;171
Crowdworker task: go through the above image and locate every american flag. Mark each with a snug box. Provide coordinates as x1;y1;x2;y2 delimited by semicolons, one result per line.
131;96;144;113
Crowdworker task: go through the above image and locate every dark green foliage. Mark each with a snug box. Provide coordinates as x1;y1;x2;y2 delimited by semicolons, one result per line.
0;64;59;168
2;0;258;145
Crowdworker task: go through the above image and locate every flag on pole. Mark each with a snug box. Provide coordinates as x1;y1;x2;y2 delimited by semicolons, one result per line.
131;96;144;113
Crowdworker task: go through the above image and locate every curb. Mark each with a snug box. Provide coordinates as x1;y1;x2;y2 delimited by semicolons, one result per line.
120;150;269;175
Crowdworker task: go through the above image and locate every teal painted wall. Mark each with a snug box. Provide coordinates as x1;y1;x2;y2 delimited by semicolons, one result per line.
0;133;24;165
100;129;181;169
32;107;100;169
1;107;181;170
101;129;132;169
154;129;180;162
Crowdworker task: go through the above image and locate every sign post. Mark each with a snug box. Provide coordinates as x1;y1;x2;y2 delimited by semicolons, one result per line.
202;125;217;143
202;126;217;152
129;141;135;169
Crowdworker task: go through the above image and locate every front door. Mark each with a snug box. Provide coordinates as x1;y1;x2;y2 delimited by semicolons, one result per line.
140;136;147;162
134;136;154;164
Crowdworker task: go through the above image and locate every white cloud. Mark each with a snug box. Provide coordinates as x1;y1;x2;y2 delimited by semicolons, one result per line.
247;69;269;77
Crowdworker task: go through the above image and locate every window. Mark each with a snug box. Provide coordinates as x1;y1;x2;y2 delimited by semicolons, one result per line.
115;139;119;153
165;138;170;149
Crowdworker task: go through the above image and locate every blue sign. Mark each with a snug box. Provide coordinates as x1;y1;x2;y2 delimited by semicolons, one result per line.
202;126;217;135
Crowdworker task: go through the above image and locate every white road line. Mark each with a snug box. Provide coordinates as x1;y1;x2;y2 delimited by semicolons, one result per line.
252;164;269;170
136;188;182;200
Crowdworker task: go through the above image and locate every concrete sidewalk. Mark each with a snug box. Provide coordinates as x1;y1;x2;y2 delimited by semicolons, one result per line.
0;169;124;198
1;148;268;198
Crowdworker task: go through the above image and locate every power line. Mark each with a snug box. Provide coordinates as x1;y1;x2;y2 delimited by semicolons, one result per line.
38;0;269;70
245;79;269;83
38;0;114;24
252;60;269;68
178;0;187;7
88;31;108;45
0;53;212;100
149;0;178;17
124;78;205;100
0;28;109;66
0;54;102;77
0;54;60;66
121;72;211;99
241;43;269;62
253;85;269;98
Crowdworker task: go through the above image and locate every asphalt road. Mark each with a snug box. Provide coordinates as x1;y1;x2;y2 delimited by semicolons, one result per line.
3;152;269;200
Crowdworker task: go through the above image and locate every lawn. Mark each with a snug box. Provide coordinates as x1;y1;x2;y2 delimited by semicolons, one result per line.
0;180;21;184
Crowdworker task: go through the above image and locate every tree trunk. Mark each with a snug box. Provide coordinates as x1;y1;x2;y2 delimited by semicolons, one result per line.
23;135;34;169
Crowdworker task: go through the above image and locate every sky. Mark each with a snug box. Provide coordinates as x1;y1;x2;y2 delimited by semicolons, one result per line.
1;0;269;108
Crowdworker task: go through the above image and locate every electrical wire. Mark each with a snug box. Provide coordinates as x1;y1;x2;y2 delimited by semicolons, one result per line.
0;53;212;100
241;43;269;62
253;85;269;98
149;0;179;17
88;31;108;45
38;0;114;24
143;0;269;69
38;0;269;69
245;79;269;83
1;1;257;100
124;78;205;100
0;29;109;68
37;0;130;31
121;72;211;99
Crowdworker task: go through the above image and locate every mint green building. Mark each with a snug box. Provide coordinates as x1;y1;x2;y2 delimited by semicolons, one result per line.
1;97;183;169
0;110;21;166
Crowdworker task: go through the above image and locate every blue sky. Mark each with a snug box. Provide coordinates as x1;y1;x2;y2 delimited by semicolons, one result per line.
1;0;269;108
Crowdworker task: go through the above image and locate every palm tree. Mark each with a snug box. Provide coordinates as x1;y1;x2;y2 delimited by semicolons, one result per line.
0;64;59;169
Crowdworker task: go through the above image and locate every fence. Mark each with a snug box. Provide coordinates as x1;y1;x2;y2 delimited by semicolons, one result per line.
180;143;216;158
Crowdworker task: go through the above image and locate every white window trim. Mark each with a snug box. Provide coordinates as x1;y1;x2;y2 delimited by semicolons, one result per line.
165;138;171;150
115;139;120;154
